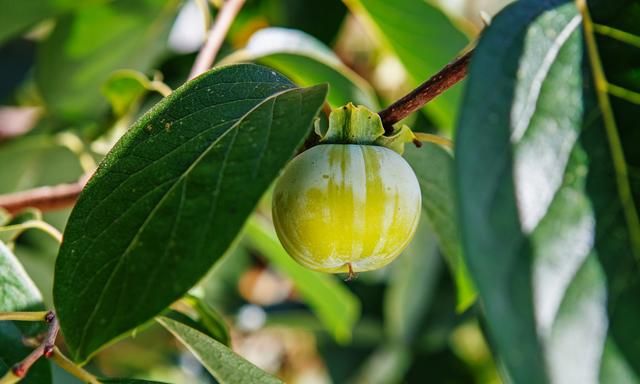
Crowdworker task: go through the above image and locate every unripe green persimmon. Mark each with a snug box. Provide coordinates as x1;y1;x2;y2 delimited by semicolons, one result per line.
272;144;421;274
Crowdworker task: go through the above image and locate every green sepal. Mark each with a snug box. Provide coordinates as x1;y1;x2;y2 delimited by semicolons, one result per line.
319;103;415;154
375;124;416;155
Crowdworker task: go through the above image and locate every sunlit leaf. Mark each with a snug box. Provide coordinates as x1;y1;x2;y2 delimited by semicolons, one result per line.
455;0;640;382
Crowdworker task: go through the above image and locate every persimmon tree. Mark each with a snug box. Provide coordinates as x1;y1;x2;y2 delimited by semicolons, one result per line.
0;0;638;383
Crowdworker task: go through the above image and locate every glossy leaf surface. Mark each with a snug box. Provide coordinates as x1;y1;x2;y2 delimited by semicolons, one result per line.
455;0;640;382
54;64;327;361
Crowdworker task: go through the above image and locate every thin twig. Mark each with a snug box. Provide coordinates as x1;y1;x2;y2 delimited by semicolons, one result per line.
188;0;246;80
0;176;88;215
3;311;59;381
378;49;474;133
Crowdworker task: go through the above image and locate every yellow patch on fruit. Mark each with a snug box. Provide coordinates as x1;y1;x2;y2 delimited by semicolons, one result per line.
272;103;421;274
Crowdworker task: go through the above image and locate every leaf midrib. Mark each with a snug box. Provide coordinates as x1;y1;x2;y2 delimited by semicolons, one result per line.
75;87;301;355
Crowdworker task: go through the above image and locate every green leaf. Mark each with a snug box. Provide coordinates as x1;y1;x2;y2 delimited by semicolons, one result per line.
243;217;360;343
53;64;328;362
404;144;476;311
157;316;283;384
35;0;180;122
384;213;441;344
344;0;468;130
455;0;640;383
0;241;51;383
224;27;379;108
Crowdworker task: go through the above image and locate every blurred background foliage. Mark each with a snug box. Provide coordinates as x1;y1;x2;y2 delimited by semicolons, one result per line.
0;0;513;382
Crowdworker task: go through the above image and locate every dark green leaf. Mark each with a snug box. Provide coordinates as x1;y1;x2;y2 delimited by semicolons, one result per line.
405;144;476;311
344;0;468;130
157;316;283;384
244;217;360;343
384;213;441;344
35;0;180;122
225;27;379;108
53;64;327;362
455;0;640;383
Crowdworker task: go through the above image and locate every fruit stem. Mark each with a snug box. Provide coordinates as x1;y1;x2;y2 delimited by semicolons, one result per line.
378;49;473;133
344;263;358;281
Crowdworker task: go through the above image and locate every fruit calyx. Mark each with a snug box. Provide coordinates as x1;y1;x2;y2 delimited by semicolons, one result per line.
316;103;415;154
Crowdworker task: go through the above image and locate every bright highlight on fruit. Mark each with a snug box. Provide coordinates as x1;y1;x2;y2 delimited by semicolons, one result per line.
272;103;421;275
